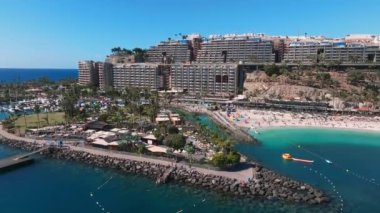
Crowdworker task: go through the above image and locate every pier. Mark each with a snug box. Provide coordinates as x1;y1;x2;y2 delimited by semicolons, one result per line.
0;147;49;172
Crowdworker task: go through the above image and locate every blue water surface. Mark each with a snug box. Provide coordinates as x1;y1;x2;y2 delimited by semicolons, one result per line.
237;127;380;213
0;112;8;120
0;68;77;83
0;145;326;213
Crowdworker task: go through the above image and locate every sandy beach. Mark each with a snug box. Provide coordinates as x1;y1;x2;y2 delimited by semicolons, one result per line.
217;108;380;132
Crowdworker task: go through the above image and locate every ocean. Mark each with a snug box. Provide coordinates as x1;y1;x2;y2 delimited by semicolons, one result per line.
0;68;77;83
237;127;380;213
0;145;320;213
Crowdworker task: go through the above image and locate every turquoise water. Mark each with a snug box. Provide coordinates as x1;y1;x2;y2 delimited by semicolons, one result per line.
0;112;8;120
237;127;380;213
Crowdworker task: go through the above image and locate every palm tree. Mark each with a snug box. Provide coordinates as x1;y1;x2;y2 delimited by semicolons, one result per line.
34;104;41;129
61;91;78;123
45;107;50;125
184;143;195;167
132;48;147;62
42;116;49;127
15;124;22;136
144;104;158;122
20;106;27;129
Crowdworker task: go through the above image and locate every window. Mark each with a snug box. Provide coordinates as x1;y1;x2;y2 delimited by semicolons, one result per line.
222;75;229;83
215;75;222;83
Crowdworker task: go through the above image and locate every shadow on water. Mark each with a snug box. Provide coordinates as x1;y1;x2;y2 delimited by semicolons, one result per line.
224;162;253;172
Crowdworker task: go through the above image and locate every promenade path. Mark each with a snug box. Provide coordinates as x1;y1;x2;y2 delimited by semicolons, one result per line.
0;124;253;181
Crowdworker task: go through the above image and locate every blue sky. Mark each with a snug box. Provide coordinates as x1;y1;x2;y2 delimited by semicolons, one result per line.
0;0;379;68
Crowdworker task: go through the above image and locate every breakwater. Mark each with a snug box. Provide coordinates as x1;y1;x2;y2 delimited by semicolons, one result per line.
0;137;330;205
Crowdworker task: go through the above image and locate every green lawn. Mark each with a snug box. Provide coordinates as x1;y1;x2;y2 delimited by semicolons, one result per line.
14;112;66;134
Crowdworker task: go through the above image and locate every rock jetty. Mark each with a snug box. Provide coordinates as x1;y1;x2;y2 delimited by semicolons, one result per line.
0;138;330;205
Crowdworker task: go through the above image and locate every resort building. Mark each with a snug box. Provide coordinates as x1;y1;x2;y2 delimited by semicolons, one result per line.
170;63;238;97
113;63;163;90
79;32;380;98
169;112;182;126
146;40;192;64
196;35;275;64
98;62;113;90
78;60;100;86
155;110;182;126
155;113;170;124
145;34;202;64
283;42;380;64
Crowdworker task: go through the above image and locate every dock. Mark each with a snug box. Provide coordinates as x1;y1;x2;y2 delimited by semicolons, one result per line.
0;147;49;172
0;155;34;171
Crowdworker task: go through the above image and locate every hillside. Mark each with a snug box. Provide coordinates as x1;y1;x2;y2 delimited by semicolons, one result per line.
243;67;380;110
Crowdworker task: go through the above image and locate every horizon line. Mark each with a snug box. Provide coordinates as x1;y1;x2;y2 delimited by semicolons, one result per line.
0;67;77;70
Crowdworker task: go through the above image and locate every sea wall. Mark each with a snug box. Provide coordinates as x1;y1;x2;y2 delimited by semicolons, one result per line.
0;138;330;205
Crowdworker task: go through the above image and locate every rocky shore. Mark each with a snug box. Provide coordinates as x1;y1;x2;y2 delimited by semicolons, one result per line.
0;137;330;205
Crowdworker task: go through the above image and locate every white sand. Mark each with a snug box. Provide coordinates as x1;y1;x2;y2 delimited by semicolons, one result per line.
219;108;380;132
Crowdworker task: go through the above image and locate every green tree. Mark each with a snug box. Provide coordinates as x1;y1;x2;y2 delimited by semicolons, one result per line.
316;72;331;88
144;104;158;122
184;143;195;166
211;151;240;167
217;139;233;154
153;127;164;143
111;47;121;53
211;153;228;167
226;151;241;164
164;134;186;151
263;64;280;77
98;113;109;122
168;125;179;134
34;104;41;129
347;70;365;86
137;144;147;154
132;48;147;62
20;106;27;129
61;91;79;122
